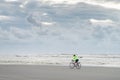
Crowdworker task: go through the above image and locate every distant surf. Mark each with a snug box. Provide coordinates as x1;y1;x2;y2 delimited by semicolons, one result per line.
0;54;120;68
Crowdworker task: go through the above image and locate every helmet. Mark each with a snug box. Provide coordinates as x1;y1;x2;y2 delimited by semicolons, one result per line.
73;54;76;56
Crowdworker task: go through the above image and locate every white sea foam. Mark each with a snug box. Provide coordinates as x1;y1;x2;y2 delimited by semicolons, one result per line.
0;54;120;68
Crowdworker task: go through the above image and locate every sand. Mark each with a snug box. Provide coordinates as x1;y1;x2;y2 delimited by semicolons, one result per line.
0;65;120;80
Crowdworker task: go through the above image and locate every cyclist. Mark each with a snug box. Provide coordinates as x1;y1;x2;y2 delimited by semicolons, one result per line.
72;54;79;64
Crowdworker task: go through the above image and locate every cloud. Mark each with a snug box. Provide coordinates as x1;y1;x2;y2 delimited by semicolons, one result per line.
27;11;55;27
40;0;120;10
88;0;120;10
0;15;14;21
89;19;115;27
76;0;120;10
0;0;120;54
10;27;34;40
0;27;35;42
5;0;18;2
41;22;55;26
90;19;113;23
42;0;81;4
19;0;28;8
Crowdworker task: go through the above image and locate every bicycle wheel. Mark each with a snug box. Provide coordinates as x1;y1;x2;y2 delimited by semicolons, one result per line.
69;62;75;69
76;62;81;69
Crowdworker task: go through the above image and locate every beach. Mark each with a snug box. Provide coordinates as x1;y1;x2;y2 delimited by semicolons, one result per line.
0;65;120;80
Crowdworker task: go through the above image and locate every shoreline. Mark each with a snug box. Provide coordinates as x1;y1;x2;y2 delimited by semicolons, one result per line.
0;64;120;68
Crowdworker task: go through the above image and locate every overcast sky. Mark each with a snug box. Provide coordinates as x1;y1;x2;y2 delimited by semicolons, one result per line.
0;0;120;55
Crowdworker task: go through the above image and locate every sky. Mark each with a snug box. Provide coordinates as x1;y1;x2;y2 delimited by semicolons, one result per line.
0;0;120;55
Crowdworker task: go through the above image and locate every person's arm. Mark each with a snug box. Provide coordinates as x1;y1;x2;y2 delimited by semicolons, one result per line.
72;57;75;61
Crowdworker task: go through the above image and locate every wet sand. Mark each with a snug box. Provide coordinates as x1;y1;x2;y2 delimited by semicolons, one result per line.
0;65;120;80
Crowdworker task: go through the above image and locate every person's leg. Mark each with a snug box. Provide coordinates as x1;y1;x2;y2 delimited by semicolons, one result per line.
75;59;79;66
76;59;79;63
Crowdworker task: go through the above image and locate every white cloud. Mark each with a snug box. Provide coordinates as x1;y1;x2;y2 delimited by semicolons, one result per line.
5;0;18;2
19;0;28;8
42;0;81;4
41;0;120;10
41;22;55;26
0;15;13;21
43;13;48;16
89;19;115;27
84;0;120;10
90;19;113;23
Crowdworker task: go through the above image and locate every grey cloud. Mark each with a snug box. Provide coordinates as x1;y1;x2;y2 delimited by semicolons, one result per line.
103;0;120;3
10;27;33;40
0;27;34;41
27;14;41;26
1;0;120;28
26;2;120;27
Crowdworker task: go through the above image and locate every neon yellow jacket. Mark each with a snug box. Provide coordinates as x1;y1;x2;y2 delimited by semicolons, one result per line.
72;55;79;61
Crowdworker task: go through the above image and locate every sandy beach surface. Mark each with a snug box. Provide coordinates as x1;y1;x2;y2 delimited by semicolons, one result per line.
0;65;120;80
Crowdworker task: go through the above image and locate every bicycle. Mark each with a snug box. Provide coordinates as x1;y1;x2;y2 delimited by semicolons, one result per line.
69;60;81;69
